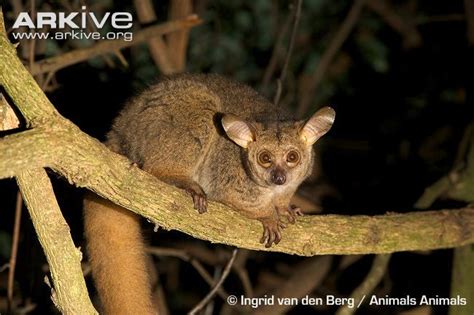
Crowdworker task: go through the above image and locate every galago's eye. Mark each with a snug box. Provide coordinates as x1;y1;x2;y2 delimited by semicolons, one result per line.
286;150;300;165
258;150;273;168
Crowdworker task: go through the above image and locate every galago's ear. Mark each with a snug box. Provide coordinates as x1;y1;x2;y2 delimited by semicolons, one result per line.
299;106;335;146
221;114;255;148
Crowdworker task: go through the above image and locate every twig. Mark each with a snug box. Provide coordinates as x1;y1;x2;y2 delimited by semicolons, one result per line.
366;0;422;49
336;254;391;315
415;123;474;209
274;0;302;106
255;256;332;315
414;176;452;209
133;0;177;74
261;4;292;89
174;241;225;265
338;254;364;271
29;15;202;75
204;266;221;315
188;249;238;315
155;284;171;315
7;191;23;315
147;247;229;299
297;0;366;117
233;250;254;298
416;14;465;25
74;0;128;68
454;124;474;167
40;71;56;91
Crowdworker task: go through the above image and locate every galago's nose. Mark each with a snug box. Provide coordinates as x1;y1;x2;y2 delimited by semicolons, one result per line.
271;168;286;185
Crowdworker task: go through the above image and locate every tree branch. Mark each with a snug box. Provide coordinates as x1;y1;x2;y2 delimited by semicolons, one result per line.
273;0;302;106
2;127;474;255
449;245;474;315
1;10;474;258
168;0;193;72
16;168;97;314
29;15;202;75
147;247;230;300
254;256;332;315
297;0;366;117
189;249;237;314
0;26;59;126
336;254;391;315
7;191;22;313
366;0;422;49
133;0;178;74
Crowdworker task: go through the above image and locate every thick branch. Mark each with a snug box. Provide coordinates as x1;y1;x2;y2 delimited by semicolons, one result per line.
0;127;64;177
0;29;59;126
16;168;97;315
1;126;474;255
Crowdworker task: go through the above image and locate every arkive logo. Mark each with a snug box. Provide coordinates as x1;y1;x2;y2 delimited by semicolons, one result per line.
11;6;134;42
12;6;133;29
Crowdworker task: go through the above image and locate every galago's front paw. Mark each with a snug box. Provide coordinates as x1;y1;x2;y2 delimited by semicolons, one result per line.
259;218;286;248
277;205;304;224
186;188;208;214
287;205;303;223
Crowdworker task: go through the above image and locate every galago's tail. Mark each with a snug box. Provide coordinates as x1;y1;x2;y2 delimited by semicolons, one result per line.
83;193;156;315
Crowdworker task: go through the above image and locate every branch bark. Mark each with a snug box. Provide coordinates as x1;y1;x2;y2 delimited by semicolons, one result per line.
16;168;97;314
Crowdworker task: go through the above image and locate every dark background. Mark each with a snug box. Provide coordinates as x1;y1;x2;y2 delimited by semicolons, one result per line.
0;0;472;314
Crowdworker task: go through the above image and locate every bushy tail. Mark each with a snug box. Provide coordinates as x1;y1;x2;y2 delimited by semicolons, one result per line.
83;193;156;315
